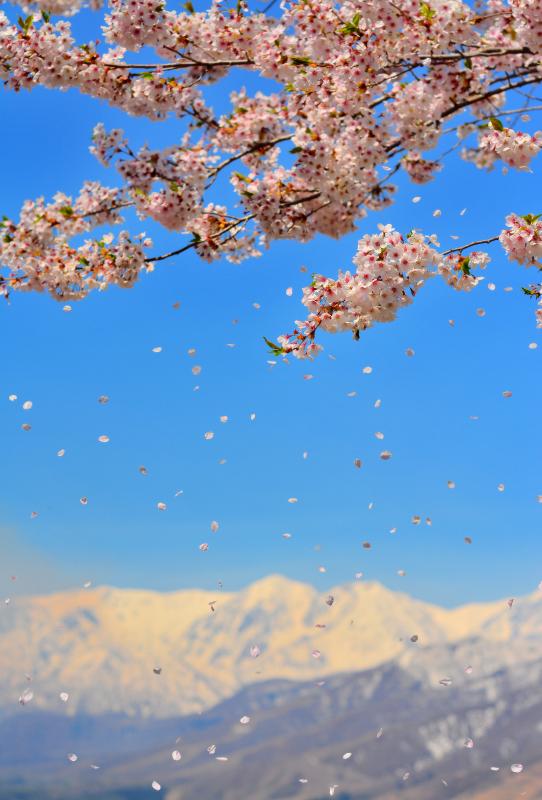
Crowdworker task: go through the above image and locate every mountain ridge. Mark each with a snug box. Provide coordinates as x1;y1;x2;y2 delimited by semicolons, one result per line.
2;574;541;719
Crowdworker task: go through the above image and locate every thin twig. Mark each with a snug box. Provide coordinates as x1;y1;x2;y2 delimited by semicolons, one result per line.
442;235;500;255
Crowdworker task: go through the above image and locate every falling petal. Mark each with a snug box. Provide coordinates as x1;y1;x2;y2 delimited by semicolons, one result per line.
172;750;182;761
19;689;33;705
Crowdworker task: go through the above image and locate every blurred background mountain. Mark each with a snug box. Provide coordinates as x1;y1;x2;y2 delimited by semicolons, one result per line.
1;576;542;799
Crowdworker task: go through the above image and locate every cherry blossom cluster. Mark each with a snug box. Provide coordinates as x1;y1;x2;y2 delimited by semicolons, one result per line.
277;225;444;358
401;153;442;184
477;124;542;170
2;0;542;331
0;184;152;299
499;213;542;265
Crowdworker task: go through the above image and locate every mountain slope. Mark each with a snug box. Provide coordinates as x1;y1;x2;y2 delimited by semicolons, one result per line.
2;655;542;800
1;575;541;718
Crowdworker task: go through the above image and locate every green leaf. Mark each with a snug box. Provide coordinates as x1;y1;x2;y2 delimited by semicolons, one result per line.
41;10;50;22
140;72;154;79
18;14;34;33
263;336;286;356
460;256;471;275
291;56;311;66
58;206;74;217
419;2;436;21
489;116;504;132
464;56;472;69
289;146;303;154
521;213;542;224
183;0;195;11
284;83;295;92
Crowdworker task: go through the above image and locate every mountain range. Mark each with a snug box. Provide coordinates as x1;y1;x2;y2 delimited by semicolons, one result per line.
2;575;542;799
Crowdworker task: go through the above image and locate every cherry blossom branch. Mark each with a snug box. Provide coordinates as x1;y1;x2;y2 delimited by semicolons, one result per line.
101;58;254;71
442;236;500;255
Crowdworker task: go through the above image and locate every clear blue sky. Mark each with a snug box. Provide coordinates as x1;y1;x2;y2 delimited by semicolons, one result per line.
1;7;540;607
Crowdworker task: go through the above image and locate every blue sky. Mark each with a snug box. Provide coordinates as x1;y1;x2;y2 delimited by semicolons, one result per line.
1;7;540;606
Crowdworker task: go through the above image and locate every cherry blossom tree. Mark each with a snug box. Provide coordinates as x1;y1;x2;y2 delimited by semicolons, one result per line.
1;0;542;356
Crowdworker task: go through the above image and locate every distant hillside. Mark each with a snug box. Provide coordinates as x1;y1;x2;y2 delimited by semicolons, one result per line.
2;655;542;799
